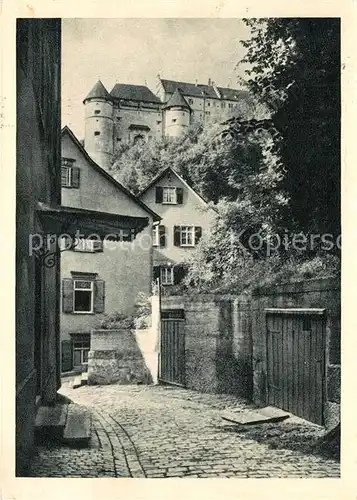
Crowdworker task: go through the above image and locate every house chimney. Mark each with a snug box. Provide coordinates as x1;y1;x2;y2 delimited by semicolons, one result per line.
208;77;212;86
195;79;198;86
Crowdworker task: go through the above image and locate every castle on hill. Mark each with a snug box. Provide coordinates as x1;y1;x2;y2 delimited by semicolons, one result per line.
83;76;250;168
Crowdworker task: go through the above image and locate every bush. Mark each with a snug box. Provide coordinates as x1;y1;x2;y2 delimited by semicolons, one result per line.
100;312;135;330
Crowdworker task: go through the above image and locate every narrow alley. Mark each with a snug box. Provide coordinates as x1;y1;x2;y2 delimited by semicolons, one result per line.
27;381;339;478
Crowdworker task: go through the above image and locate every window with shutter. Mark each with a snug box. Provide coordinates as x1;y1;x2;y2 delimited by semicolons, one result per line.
61;165;80;188
73;279;94;313
162;187;177;204
180;226;195;246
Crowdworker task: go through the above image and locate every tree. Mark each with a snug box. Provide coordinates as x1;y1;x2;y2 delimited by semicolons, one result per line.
236;18;340;239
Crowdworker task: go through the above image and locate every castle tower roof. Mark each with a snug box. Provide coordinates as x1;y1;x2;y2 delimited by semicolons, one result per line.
163;89;191;110
83;80;111;103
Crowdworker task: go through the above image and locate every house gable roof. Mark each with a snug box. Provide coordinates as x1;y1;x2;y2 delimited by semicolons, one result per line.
110;83;161;103
84;80;111;103
139;166;212;208
61;126;161;222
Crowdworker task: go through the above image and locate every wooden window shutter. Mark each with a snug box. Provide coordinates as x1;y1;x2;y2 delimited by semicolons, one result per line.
153;266;160;281
176;187;183;204
159;225;166;247
194;226;202;245
62;279;74;313
174;265;186;285
173;226;181;246
71;166;80;188
94;279;105;313
61;340;73;372
61;167;68;187
155;186;163;203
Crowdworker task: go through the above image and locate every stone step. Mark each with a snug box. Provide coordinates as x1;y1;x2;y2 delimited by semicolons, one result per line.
221;406;290;425
35;404;68;443
81;372;88;385
72;375;82;389
63;405;91;447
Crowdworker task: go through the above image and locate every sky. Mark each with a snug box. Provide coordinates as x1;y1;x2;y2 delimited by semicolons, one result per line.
61;18;250;139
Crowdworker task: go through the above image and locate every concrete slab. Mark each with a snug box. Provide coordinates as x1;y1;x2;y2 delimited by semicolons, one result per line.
221;406;290;425
63;405;91;447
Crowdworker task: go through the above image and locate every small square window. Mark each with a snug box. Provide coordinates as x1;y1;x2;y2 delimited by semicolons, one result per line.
94;131;100;136
94;110;101;115
180;226;195;246
162;187;177;204
161;267;174;286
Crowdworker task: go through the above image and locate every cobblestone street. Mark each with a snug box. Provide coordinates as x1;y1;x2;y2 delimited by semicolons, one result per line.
28;381;340;478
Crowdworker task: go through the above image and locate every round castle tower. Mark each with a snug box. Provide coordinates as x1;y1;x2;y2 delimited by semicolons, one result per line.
163;89;191;138
84;80;114;169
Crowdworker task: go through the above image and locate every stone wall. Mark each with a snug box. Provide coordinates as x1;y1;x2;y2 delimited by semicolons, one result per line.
87;329;153;385
251;277;340;429
161;294;252;398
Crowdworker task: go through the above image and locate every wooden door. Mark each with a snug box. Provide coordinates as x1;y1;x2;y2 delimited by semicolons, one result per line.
159;318;185;386
266;311;325;425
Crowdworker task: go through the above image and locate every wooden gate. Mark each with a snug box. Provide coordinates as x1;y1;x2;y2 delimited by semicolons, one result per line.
159;318;185;386
266;309;325;425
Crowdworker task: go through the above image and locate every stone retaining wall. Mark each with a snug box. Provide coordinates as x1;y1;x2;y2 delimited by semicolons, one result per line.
162;294;252;398
87;329;152;385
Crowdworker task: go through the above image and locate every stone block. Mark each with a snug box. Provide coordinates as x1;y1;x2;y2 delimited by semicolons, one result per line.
324;401;340;430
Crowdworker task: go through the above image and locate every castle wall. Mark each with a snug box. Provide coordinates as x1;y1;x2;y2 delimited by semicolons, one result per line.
164;107;190;138
113;105;163;146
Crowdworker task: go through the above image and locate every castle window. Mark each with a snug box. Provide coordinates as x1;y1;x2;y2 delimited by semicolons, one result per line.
221;102;226;109
207;102;211;107
172;119;177;123
94;131;100;136
117;117;121;121
188;98;193;105
94;110;101;114
205;111;211;116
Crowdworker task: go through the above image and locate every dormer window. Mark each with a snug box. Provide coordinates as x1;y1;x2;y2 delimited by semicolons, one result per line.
61;158;80;188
